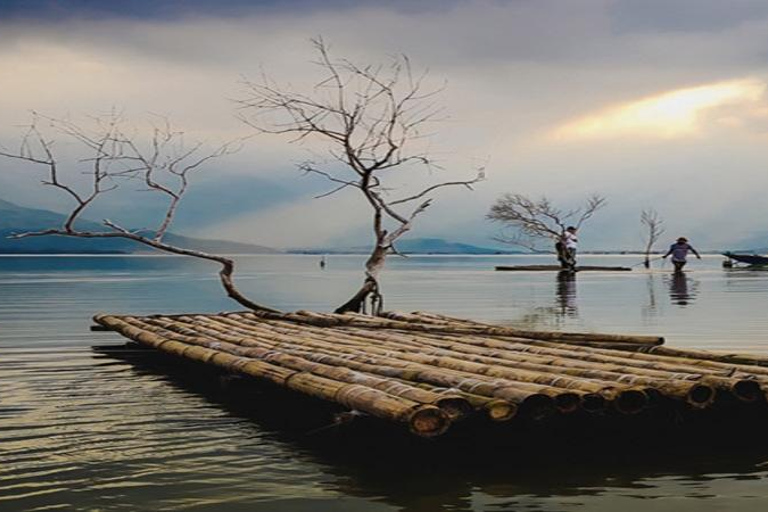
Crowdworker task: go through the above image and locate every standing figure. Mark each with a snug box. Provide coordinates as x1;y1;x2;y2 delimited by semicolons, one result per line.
558;226;578;271
320;255;326;269
662;237;701;274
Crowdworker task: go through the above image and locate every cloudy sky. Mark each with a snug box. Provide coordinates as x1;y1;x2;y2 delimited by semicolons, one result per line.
2;0;768;250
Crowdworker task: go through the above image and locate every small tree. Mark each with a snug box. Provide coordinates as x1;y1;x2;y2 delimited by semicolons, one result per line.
239;38;482;314
0;112;276;312
641;208;665;268
487;193;606;259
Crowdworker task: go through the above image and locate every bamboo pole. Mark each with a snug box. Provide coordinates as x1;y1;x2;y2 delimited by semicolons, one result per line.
397;330;761;403
208;313;647;414
266;309;664;346
161;314;560;419
141;314;561;419
94;314;451;437
383;314;762;401
332;323;714;409
170;315;475;421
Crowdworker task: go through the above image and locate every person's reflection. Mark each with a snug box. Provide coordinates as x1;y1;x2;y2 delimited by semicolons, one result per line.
668;272;696;306
556;270;578;317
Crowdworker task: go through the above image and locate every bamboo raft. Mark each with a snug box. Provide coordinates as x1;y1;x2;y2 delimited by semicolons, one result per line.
93;310;768;438
495;265;632;272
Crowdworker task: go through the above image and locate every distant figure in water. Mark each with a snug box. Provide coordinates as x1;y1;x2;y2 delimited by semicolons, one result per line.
662;237;700;274
319;255;326;269
555;226;579;271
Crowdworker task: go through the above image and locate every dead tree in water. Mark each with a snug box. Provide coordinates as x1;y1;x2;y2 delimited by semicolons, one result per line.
487;194;606;262
0;113;276;312
239;38;482;314
641;209;665;268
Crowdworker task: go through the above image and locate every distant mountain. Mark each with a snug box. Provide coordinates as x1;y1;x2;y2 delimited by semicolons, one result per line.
0;198;278;254
291;237;519;255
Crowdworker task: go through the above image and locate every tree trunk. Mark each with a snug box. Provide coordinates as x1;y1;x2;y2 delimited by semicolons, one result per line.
335;245;387;314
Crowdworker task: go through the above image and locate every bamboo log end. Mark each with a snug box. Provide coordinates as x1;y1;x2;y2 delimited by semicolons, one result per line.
434;396;474;421
580;393;606;413
406;406;451;437
519;394;555;421
732;380;764;403
553;392;582;414
613;389;648;415
687;384;716;409
484;400;518;422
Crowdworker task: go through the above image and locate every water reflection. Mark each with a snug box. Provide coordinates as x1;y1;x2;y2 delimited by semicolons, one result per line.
667;273;698;307
642;274;660;320
555;271;578;317
81;347;768;512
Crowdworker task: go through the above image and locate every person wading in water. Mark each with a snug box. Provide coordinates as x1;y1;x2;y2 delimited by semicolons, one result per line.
556;226;579;272
662;236;701;274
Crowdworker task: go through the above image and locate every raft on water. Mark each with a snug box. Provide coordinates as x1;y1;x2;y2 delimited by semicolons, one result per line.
92;309;768;438
495;265;632;271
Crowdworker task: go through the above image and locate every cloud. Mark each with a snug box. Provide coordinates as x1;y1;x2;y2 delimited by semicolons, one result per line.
2;1;768;249
551;79;768;140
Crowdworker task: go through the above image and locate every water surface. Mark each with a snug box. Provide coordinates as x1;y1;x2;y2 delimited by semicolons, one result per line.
2;254;768;511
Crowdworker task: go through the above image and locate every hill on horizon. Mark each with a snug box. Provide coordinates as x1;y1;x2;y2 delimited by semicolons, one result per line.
0;198;278;254
291;237;520;255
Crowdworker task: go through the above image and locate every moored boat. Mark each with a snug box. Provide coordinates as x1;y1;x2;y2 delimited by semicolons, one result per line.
722;252;768;266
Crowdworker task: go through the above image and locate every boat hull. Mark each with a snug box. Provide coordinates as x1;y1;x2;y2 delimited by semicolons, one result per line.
723;252;768;266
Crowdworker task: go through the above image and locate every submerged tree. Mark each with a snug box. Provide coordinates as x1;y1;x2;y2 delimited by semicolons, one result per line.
487;193;606;259
239;38;482;314
641;208;665;269
0;112;276;312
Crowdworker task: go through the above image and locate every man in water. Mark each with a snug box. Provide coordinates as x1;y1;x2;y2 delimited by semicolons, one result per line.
662;236;701;274
559;226;578;271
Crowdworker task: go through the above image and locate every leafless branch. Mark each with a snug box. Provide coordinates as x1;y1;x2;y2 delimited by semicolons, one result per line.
641;208;665;267
239;38;481;313
487;193;607;253
1;113;276;313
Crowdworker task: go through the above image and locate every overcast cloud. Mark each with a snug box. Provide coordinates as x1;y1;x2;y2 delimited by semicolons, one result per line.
2;0;768;250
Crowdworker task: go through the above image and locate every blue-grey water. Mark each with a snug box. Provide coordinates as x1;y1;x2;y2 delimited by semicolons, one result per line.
2;254;768;511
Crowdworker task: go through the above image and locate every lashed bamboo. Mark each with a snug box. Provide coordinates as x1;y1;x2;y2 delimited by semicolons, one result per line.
157;314;559;419
270;309;664;346
331;324;715;409
393;312;762;403
219;313;647;414
526;341;768;399
139;314;542;421
93;308;768;439
168;315;475;421
386;379;519;421
94;314;451;437
392;330;760;403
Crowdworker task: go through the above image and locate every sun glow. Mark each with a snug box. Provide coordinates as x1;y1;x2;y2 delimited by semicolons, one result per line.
552;79;766;140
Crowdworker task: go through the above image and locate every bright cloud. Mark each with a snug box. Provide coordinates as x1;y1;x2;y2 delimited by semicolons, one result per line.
552;79;767;140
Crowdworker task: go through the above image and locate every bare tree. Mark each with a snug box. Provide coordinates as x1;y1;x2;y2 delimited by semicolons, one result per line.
487;193;606;260
0;112;277;312
641;208;665;269
238;38;483;315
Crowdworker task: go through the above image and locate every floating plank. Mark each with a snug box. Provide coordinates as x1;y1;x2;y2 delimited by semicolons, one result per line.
495;265;632;272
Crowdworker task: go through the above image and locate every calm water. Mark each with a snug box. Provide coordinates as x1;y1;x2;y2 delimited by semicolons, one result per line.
2;254;768;511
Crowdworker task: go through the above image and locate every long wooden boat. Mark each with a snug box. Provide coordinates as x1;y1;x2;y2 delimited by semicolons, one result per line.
723;252;768;266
